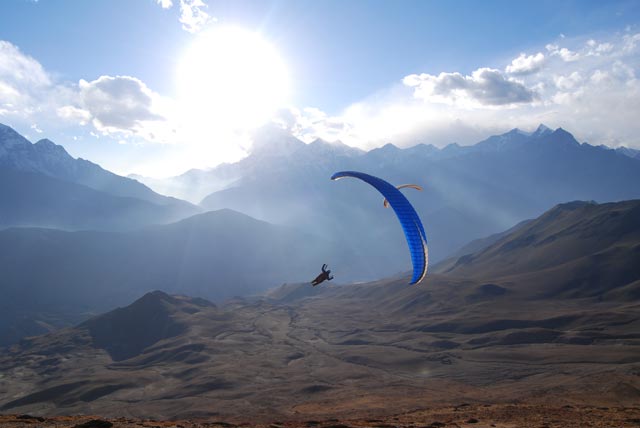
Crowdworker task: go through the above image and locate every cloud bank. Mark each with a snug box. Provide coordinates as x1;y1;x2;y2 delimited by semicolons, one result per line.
403;68;536;106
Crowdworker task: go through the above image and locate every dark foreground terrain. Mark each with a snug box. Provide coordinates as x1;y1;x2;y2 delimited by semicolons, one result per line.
1;276;638;420
2;404;640;428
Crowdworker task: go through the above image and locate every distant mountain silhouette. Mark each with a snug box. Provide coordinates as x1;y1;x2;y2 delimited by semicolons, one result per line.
1;200;639;418
0;123;198;230
131;127;365;203
616;146;640;160
195;125;640;274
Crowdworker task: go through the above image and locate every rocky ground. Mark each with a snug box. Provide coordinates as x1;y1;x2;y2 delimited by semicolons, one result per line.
2;285;639;420
2;404;640;428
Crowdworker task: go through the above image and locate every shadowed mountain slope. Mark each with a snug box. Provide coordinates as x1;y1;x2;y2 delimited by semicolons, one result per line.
1;200;638;420
441;200;640;299
80;291;214;361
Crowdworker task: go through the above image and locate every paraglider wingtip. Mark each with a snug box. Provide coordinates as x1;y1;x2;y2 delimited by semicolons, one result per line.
330;171;354;181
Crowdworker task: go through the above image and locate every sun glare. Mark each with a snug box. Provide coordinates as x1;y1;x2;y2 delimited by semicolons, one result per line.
176;26;290;132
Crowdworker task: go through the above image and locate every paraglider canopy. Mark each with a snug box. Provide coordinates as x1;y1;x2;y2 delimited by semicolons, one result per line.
331;171;428;284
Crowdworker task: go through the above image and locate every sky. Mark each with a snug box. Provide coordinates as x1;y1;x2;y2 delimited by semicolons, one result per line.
1;0;640;177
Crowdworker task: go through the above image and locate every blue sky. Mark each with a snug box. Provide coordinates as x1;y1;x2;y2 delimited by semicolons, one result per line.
1;0;640;176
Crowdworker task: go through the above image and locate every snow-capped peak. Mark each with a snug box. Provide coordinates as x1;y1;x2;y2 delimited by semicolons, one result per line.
0;123;31;150
533;124;553;136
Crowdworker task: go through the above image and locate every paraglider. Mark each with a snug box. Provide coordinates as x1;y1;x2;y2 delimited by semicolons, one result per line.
383;184;423;208
311;263;334;286
331;171;428;284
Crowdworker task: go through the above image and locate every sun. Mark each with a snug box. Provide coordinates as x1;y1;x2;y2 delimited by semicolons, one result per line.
176;26;290;132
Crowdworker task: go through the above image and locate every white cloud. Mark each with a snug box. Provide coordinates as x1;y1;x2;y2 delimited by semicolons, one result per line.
0;81;19;100
623;32;640;52
611;60;635;80
586;39;614;56
179;0;214;33
403;68;536;106
0;41;50;89
590;69;608;84
74;76;183;147
276;107;352;143
57;105;91;125
546;43;580;62
0;40;79;126
155;0;214;33
0;40;52;111
156;0;173;8
554;71;583;90
506;52;545;75
79;75;164;133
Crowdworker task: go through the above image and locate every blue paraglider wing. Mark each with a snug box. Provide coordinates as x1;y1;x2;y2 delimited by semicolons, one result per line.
331;171;428;284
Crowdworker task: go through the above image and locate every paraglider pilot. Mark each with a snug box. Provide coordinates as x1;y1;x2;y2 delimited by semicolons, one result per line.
311;264;333;286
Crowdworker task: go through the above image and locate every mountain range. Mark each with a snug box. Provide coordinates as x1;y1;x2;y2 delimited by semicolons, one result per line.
0;123;198;230
190;124;640;270
1;199;638;420
137;124;640;205
4;121;640;271
616;146;640;160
